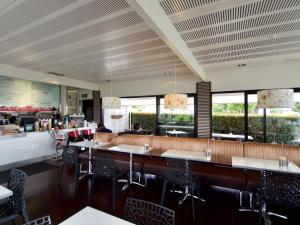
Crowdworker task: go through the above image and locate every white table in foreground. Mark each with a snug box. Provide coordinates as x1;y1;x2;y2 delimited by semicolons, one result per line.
70;141;111;174
0;185;12;200
59;206;134;225
161;149;211;162
108;144;151;189
232;156;300;173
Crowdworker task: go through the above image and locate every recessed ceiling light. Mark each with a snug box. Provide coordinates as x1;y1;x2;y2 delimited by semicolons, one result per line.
237;64;247;67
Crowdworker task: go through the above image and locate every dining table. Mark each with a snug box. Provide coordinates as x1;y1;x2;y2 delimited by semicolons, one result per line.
108;144;151;190
0;185;12;200
69;141;110;175
59;206;134;225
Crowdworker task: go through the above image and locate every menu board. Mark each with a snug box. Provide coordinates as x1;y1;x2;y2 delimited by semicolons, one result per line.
31;81;60;108
0;76;27;106
0;75;60;108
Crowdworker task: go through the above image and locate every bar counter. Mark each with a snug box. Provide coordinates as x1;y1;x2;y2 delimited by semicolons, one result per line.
0;131;56;172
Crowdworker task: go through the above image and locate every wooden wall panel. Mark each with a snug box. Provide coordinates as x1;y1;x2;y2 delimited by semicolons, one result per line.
210;140;244;164
196;82;211;138
93;91;101;123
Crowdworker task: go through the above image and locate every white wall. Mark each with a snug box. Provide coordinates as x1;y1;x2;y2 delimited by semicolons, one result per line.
0;64;99;90
209;62;300;92
99;75;200;97
98;62;300;97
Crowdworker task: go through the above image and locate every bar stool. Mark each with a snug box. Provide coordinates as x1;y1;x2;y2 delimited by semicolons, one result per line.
160;158;196;221
258;170;300;225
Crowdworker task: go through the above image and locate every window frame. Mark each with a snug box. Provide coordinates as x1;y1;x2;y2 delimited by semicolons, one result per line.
211;88;300;143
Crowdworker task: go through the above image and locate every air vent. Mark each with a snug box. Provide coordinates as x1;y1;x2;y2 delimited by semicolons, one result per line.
47;71;64;77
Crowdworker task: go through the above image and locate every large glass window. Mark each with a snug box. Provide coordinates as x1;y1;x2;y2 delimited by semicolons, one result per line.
266;93;300;144
158;96;195;137
122;97;156;132
103;97;156;133
212;93;245;141
248;94;264;142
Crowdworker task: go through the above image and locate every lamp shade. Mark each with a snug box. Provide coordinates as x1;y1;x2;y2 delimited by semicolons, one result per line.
257;89;294;108
164;94;188;109
102;97;121;109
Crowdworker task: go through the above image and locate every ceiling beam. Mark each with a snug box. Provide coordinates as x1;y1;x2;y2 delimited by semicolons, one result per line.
125;0;206;81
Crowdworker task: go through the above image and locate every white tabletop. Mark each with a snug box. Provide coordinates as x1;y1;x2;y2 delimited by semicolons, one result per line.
59;206;134;225
70;141;110;149
108;144;150;155
161;149;211;162
213;133;254;140
232;156;300;174
166;130;187;135
0;185;13;200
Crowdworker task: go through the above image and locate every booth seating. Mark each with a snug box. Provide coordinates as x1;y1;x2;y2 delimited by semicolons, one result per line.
93;133;300;192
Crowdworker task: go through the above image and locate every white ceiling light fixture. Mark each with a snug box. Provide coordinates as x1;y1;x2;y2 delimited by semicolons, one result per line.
164;57;188;110
257;89;294;108
102;61;121;109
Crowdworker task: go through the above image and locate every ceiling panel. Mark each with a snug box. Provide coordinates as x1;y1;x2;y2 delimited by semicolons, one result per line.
160;0;300;69
0;0;193;82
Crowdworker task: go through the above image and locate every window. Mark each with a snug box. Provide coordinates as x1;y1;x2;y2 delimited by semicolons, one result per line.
212;90;300;145
247;94;264;143
212;93;245;141
103;97;156;133
122;97;157;132
158;96;195;137
266;92;300;144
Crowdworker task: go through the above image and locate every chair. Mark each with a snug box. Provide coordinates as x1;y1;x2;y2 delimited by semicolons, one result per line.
0;169;29;224
160;158;195;221
59;145;81;187
89;155;126;210
124;198;175;225
54;133;66;161
83;129;93;140
23;215;51;225
68;130;83;143
258;170;300;225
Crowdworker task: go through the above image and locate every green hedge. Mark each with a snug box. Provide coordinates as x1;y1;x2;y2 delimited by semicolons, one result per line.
131;113;156;131
212;113;299;143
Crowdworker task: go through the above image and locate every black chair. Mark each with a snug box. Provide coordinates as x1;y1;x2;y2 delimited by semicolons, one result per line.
160;158;196;221
89;155;127;210
0;169;29;224
23;215;51;225
258;170;300;225
59;145;81;187
124;198;175;225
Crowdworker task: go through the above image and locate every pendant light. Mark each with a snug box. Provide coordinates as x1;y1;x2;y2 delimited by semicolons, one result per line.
164;57;188;109
257;89;294;108
102;61;121;109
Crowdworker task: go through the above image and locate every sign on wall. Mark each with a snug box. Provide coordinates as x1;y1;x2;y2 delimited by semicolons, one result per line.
0;75;60;109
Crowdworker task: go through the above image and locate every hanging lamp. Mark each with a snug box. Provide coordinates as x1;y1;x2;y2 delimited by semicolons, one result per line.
257;89;294;108
164;57;188;109
102;61;121;109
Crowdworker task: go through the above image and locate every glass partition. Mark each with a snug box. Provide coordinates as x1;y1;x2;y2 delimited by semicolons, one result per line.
212;92;245;141
158;96;195;137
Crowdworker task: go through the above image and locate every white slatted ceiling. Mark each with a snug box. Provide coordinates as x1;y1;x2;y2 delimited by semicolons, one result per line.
161;0;300;66
0;0;191;82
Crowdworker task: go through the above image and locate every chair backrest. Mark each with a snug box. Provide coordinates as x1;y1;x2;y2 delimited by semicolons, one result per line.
62;145;79;165
93;155;116;178
165;158;192;185
260;170;300;209
8;169;27;214
124;198;175;225
23;215;51;225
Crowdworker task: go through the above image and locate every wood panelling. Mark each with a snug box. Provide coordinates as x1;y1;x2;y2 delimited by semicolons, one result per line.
110;134;153;146
93;132;117;143
196;82;211;138
210;140;244;164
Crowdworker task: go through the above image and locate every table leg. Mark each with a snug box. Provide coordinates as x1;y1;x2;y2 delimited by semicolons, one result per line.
88;146;93;175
